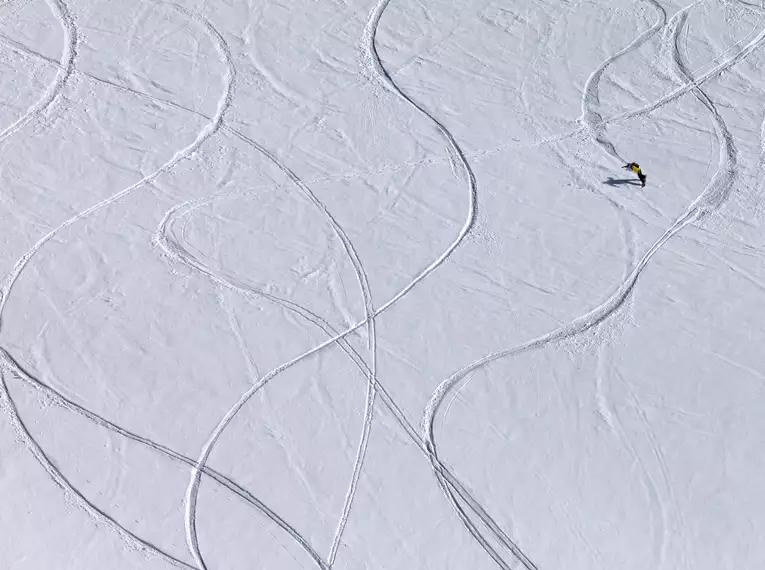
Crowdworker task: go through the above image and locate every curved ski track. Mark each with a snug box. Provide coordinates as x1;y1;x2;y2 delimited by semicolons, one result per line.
2;0;490;568
0;0;484;566
196;127;380;570
659;5;736;565
0;2;237;569
579;0;668;163
0;0;77;150
1;5;761;203
0;0;761;569
0;347;328;568
424;4;742;570
435;2;668;564
0;4;202;569
175;0;480;566
173;107;380;570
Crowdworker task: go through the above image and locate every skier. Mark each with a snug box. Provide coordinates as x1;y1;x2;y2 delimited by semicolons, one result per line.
623;162;647;187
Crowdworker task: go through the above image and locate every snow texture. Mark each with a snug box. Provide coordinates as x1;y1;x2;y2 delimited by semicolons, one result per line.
1;0;765;568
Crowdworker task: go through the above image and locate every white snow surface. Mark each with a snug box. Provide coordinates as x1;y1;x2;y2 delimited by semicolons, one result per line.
1;0;765;568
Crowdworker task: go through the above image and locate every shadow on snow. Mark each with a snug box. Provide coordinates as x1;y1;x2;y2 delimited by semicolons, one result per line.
603;177;642;187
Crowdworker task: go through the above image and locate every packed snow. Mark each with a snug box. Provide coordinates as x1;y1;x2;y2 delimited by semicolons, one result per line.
1;0;765;568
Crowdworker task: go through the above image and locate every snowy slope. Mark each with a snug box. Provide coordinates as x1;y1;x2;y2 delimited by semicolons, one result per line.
1;0;765;568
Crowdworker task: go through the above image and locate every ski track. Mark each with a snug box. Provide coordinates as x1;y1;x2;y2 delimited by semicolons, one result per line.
0;2;202;567
661;5;736;567
114;12;385;562
487;9;676;561
4;175;376;568
0;0;761;569
207;126;380;570
156;181;533;570
0;1;235;327
157;193;386;570
1;2;348;563
0;2;236;569
579;0;668;163
163;0;552;566
176;0;481;565
443;5;676;564
0;369;199;569
430;1;671;565
0;0;76;150
0;347;329;569
172;116;380;570
362;1;542;568
576;0;667;320
0;9;761;205
607;19;765;127
574;4;668;565
424;3;741;570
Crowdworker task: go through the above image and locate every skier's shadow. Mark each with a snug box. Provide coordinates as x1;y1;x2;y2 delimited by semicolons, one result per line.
604;177;642;187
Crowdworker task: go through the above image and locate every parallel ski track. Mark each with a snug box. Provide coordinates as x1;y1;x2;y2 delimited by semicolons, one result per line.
434;2;669;564
662;5;737;565
4;2;759;263
0;0;75;149
423;8;741;570
0;3;484;568
0;1;761;569
176;0;480;566
362;1;540;568
0;348;327;569
159;203;533;570
166;0;555;566
156;140;529;570
168;131;380;569
579;0;668;163
220;129;378;570
0;2;235;568
0;5;761;204
0;370;197;569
